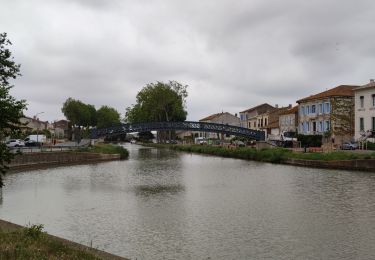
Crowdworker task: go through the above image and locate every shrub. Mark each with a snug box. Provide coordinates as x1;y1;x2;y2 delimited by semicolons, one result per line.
297;134;322;147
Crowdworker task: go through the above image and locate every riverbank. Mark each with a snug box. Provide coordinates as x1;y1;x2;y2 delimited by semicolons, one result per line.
0;219;126;259
7;144;128;172
7;151;120;172
145;144;375;171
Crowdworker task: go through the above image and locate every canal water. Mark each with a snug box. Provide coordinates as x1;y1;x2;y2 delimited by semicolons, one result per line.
1;144;375;259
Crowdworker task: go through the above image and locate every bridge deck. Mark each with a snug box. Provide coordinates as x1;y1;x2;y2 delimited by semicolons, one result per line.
91;121;265;141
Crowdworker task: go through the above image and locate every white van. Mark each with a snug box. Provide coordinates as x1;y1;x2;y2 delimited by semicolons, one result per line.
24;135;46;144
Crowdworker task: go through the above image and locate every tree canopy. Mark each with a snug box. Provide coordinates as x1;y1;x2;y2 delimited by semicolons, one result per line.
0;33;27;187
61;98;96;127
125;81;188;123
96;105;120;128
61;98;121;131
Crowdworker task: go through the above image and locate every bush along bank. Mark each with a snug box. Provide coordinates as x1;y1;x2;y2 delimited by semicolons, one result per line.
145;144;375;170
79;144;129;159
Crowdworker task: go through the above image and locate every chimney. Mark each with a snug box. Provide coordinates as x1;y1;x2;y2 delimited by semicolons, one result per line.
275;104;279;108
370;79;374;83
288;104;292;108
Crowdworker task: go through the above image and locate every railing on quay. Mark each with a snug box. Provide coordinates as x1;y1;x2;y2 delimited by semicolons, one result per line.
8;145;84;154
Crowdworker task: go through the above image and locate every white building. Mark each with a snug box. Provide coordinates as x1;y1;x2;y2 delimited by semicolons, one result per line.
354;79;375;141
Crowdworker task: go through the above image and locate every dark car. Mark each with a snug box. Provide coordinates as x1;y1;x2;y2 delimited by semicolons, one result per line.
25;140;41;147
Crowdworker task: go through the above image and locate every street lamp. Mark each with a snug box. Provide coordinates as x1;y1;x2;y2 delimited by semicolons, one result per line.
34;112;44;144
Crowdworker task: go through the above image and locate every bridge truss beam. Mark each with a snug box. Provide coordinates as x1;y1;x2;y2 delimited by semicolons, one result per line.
91;121;265;141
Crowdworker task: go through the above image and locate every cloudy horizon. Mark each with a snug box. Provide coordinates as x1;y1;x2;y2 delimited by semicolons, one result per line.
2;0;375;122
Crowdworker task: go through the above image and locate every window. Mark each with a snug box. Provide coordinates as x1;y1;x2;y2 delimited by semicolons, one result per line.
319;104;322;114
325;103;330;113
325;120;330;131
360;117;364;131
372;117;375;131
306;122;310;132
360;96;364;108
253;122;256;127
319;121;323;132
264;118;267;126
311;105;316;113
312;121;316;132
306;106;310;114
248;122;251;128
301;106;305;115
372;94;375;107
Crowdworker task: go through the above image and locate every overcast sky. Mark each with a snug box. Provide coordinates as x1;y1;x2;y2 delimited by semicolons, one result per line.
1;0;375;122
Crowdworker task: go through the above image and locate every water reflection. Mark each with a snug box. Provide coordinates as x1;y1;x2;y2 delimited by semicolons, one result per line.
134;184;185;196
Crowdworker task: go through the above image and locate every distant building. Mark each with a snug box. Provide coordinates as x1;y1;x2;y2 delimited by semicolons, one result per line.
52;120;70;139
354;79;375;141
19;116;48;132
279;106;298;134
239;103;274;129
199;112;240;139
256;105;292;140
297;84;358;145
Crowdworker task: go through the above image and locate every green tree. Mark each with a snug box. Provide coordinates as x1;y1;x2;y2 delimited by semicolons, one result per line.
61;98;98;127
125;81;188;123
0;33;27;187
125;81;188;142
96;105;120;128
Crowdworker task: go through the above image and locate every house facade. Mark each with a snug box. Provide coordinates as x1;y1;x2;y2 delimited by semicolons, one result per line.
199;112;240;139
279;106;298;134
239;103;274;129
297;85;358;144
52;120;70;139
354;79;375;141
19;116;48;132
256;105;291;139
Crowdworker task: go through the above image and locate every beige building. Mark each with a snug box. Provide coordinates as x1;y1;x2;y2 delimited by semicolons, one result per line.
279;106;298;133
199;112;240;139
19;116;48;132
239;103;274;129
297;85;358;145
257;105;291;140
354;79;375;141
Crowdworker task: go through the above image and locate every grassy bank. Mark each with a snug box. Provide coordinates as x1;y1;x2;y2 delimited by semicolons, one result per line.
0;224;101;259
80;144;129;159
145;144;375;162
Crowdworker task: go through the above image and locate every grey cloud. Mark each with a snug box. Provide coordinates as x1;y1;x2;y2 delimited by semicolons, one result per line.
1;0;375;121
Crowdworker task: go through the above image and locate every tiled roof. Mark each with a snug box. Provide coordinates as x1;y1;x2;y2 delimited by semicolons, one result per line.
239;103;274;113
199;112;226;122
279;105;298;115
354;80;375;91
297;85;358;103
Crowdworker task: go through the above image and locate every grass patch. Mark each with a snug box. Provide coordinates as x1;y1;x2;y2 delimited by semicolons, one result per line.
145;144;375;162
79;143;129;159
0;224;101;259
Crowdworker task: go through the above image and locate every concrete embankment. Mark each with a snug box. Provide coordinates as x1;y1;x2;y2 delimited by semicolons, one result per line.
7;152;120;171
285;158;375;171
0;219;127;260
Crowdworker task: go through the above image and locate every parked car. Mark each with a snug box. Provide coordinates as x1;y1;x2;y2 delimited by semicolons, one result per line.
25;139;41;147
342;142;358;150
6;139;25;147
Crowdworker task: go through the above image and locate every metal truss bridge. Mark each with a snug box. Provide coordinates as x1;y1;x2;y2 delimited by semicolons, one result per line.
91;121;265;141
